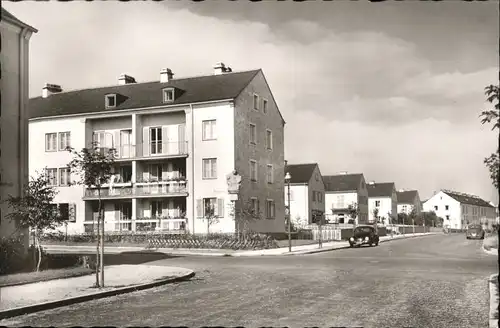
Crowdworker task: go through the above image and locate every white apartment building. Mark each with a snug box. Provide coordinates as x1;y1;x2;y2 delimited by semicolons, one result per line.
323;172;369;225
422;189;496;230
0;9;37;246
396;189;422;215
29;64;286;235
284;162;325;228
367;181;397;224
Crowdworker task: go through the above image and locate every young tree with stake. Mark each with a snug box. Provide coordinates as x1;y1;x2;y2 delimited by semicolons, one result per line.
67;142;116;288
5;170;65;272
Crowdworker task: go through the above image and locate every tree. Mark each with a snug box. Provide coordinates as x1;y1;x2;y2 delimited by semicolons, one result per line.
479;85;499;190
203;200;220;235
372;208;379;223
397;212;408;225
347;203;360;225
233;199;264;240
5;170;65;271
67;142;116;288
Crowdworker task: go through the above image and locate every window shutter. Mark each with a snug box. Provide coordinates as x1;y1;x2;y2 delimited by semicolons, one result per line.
178;124;186;153
114;131;120;157
196;199;203;218
162;200;168;218
114;203;120;221
257;199;260;216
162;126;169;155
142;127;150;156
217;198;224;218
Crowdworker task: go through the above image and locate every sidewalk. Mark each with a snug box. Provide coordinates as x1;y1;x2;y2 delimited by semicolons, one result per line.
0;265;194;320
43;232;439;257
482;234;499;256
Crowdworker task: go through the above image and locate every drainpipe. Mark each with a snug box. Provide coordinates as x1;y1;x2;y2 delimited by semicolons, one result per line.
190;104;195;234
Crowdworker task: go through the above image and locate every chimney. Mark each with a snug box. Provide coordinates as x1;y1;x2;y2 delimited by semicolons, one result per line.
42;83;62;98
160;68;174;83
368;181;375;185
338;171;348;175
118;74;136;85
398;189;405;192
284;160;288;167
214;62;230;75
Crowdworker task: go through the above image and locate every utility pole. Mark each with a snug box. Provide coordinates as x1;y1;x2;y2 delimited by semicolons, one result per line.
318;213;323;249
285;172;292;252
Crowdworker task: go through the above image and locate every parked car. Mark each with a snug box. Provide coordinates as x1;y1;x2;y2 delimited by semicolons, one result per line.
349;225;379;247
465;224;485;240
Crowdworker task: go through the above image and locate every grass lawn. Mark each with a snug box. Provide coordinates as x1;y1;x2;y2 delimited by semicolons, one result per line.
0;267;94;288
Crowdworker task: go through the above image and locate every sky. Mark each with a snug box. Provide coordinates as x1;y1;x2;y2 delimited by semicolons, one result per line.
4;0;499;204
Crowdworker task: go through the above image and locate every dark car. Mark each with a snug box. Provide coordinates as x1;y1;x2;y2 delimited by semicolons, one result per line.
466;224;485;240
349;225;379;247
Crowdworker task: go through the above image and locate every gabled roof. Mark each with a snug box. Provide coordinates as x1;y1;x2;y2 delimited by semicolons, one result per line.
397;190;419;204
29;70;261;120
441;190;494;208
285;163;317;184
1;8;38;32
367;182;395;198
323;174;363;192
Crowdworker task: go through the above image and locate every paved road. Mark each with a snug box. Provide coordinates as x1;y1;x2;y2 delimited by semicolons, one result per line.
1;234;496;328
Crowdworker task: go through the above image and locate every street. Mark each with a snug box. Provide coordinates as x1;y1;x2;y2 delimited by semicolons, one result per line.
1;234;496;328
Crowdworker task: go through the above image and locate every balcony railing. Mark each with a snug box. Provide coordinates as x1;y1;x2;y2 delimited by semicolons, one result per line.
83;181;188;199
137;141;189;158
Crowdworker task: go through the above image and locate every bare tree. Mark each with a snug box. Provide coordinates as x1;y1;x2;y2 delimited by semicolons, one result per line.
347;202;360;225
67;142;116;288
204;201;220;235
233;199;264;240
5;170;64;271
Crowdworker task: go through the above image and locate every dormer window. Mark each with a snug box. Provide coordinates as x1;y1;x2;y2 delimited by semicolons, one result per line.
105;94;116;108
163;88;175;102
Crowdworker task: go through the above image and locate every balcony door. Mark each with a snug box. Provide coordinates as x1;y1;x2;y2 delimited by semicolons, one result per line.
120;129;132;158
150;127;162;155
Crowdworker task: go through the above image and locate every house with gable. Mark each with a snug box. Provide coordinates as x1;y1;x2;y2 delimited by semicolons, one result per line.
367;181;397;224
323;172;369;224
284;162;325;228
28;63;286;234
396;189;422;215
422;189;496;230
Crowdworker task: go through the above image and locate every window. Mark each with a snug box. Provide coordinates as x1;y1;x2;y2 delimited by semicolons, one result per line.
163;88;174;102
266;164;273;184
445;205;449;211
402;205;407;212
202;120;217;140
266;130;273;150
249;124;257;144
45;133;57;152
150;127;162;155
202;158;217;179
203;198;217;217
59;168;71;186
46;168;58;186
313;191;317;202
434;205;438;211
266;200;275;219
262;99;268;114
105;94;116;108
251;197;259;214
148;164;162;181
59;203;69;221
250;160;258;182
93;131;106;147
446;215;450;220
151;200;163;219
253;94;259;110
375;200;380;207
58;132;71;151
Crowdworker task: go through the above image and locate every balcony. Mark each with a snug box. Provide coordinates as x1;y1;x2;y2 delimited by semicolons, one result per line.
83;181;188;200
136;141;189;159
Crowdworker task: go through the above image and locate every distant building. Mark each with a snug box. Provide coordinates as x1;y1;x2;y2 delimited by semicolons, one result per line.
367;181;397;224
323;172;369;224
29;64;286;234
284;163;325;228
422;190;496;230
0;9;37;249
396;189;422;215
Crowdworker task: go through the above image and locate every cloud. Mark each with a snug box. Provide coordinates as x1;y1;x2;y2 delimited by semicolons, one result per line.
4;1;498;203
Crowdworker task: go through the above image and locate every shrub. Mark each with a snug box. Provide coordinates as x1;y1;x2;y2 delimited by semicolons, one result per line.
0;236;27;274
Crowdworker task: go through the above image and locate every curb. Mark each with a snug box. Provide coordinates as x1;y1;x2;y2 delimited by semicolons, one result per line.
0;270;195;320
489;274;499;328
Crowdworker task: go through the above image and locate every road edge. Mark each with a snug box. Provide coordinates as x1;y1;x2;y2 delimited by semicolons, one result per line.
490;274;499;328
0;270;195;320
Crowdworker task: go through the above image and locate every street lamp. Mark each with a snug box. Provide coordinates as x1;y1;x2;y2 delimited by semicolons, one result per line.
285;172;292;252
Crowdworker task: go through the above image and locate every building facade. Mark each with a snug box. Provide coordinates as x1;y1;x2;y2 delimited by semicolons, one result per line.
323;172;369;224
0;9;37;246
422;190;496;230
396;189;422;215
367;182;397;224
29;64;286;234
284;163;325;228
